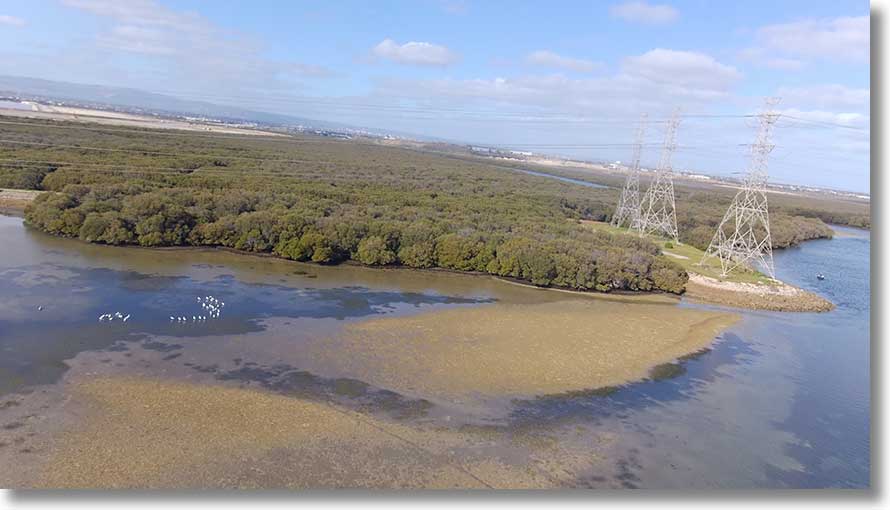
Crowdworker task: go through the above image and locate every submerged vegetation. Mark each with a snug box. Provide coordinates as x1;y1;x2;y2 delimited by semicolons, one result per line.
1;117;867;294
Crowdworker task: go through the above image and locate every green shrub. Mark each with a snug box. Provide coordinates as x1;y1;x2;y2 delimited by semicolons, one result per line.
356;236;396;265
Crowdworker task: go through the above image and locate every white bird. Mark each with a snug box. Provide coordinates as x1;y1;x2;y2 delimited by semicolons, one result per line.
170;316;175;321
123;314;130;322
37;305;44;311
220;302;225;307
114;312;123;318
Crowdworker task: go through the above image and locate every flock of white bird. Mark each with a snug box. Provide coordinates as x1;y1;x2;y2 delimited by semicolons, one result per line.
170;295;225;323
98;311;130;322
94;296;226;324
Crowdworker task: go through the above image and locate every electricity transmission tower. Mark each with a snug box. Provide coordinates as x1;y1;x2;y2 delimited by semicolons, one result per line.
611;113;647;229
636;108;681;241
700;98;781;279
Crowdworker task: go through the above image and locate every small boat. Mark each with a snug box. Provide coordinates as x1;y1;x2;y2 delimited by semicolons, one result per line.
816;273;825;280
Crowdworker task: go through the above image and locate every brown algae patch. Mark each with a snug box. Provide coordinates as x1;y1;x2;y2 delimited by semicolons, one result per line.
34;377;592;489
307;300;740;402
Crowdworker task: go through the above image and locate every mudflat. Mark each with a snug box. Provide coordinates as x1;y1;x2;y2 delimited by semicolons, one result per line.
304;300;741;403
19;377;595;489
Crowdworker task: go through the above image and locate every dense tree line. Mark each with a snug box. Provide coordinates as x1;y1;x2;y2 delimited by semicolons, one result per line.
8;119;689;293
0;163;56;190
674;190;836;251
24;180;687;293
493;162;869;237
3;117;865;294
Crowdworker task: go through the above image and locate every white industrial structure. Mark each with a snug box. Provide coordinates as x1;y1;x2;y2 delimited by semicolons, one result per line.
611;113;648;229
701;98;781;278
636;108;681;241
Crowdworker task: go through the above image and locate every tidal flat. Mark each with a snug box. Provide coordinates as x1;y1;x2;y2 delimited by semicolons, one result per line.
306;301;739;404
0;215;870;488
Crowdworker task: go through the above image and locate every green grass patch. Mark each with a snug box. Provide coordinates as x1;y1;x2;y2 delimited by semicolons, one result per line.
580;220;775;285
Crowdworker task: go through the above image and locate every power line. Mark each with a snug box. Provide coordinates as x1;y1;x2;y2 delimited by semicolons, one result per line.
701;97;781;279
612;113;647;229
636;108;681;241
15;85;755;120
780;115;868;132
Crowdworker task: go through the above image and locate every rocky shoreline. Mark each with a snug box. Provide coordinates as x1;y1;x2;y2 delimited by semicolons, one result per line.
0;188;39;215
683;273;834;313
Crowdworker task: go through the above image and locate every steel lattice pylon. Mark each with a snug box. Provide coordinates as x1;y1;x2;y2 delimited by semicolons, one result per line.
636;108;681;241
701;98;781;279
612;113;648;229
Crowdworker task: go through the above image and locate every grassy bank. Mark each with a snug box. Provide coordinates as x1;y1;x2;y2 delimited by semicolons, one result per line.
581;220;773;285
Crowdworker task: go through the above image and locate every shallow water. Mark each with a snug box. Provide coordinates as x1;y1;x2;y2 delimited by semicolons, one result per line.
0;215;870;488
514;168;609;189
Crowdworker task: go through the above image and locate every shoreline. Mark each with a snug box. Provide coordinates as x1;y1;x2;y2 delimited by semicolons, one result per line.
0;188;39;216
79;242;839;313
1;196;833;312
683;273;834;313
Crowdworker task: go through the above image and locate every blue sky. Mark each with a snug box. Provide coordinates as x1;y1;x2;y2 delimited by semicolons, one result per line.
0;1;871;192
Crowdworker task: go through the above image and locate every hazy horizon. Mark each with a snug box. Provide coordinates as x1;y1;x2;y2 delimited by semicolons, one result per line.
0;1;870;192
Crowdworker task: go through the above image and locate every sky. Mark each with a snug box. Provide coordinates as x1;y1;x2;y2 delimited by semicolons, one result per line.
0;0;871;192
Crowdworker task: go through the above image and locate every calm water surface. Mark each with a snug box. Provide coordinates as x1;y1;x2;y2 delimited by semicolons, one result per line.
0;215;869;488
515;168;609;189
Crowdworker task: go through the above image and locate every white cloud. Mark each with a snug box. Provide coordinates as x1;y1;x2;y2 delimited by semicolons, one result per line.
526;50;602;73
61;0;203;31
751;16;869;64
372;38;458;66
610;1;678;25
763;57;805;71
374;48;742;117
59;0;334;95
737;47;806;71
776;84;869;111
439;0;468;15
0;14;25;27
98;25;178;55
779;108;868;128
622;49;742;93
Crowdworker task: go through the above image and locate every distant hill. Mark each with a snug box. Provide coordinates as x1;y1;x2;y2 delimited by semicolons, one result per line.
0;75;362;132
